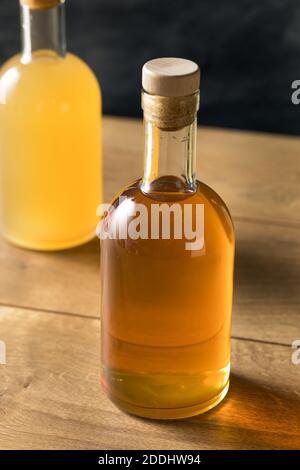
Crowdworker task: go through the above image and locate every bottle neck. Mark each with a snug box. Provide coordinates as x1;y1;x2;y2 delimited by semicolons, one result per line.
20;3;66;62
141;118;197;195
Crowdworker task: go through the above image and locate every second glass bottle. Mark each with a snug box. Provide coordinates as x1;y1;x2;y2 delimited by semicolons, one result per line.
0;0;102;250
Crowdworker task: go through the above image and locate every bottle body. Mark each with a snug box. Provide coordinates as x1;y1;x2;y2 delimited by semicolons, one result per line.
0;52;102;250
101;58;234;419
101;177;234;419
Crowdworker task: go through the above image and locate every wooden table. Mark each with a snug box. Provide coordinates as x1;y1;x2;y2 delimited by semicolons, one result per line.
0;117;299;450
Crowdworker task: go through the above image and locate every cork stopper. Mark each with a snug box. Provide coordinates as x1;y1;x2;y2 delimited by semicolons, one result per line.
142;58;200;97
142;58;200;130
20;0;64;9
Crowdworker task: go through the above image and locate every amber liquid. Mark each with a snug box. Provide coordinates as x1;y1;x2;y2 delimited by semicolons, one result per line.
101;176;234;419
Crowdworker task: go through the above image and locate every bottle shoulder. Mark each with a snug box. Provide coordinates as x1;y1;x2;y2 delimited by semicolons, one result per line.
104;179;234;247
111;179;232;214
109;178;234;236
1;52;99;85
197;180;234;223
65;53;101;89
1;54;21;75
0;52;101;106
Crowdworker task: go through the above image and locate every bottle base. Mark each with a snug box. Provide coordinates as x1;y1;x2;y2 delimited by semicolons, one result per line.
1;229;96;252
104;380;229;420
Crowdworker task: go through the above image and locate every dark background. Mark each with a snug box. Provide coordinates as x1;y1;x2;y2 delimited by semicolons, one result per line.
1;0;300;135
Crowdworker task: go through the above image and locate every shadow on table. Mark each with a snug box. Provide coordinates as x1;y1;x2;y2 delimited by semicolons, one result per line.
146;374;300;450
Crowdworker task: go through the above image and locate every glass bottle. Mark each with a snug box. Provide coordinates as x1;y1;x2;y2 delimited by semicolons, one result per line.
100;58;235;419
0;0;102;250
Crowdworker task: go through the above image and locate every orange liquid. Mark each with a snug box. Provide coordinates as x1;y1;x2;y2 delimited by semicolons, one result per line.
101;177;235;419
0;52;101;250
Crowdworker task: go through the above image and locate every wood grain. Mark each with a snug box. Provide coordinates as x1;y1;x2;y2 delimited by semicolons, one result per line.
0;236;100;318
0;306;299;450
0;219;298;345
0;117;299;450
103;117;300;225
